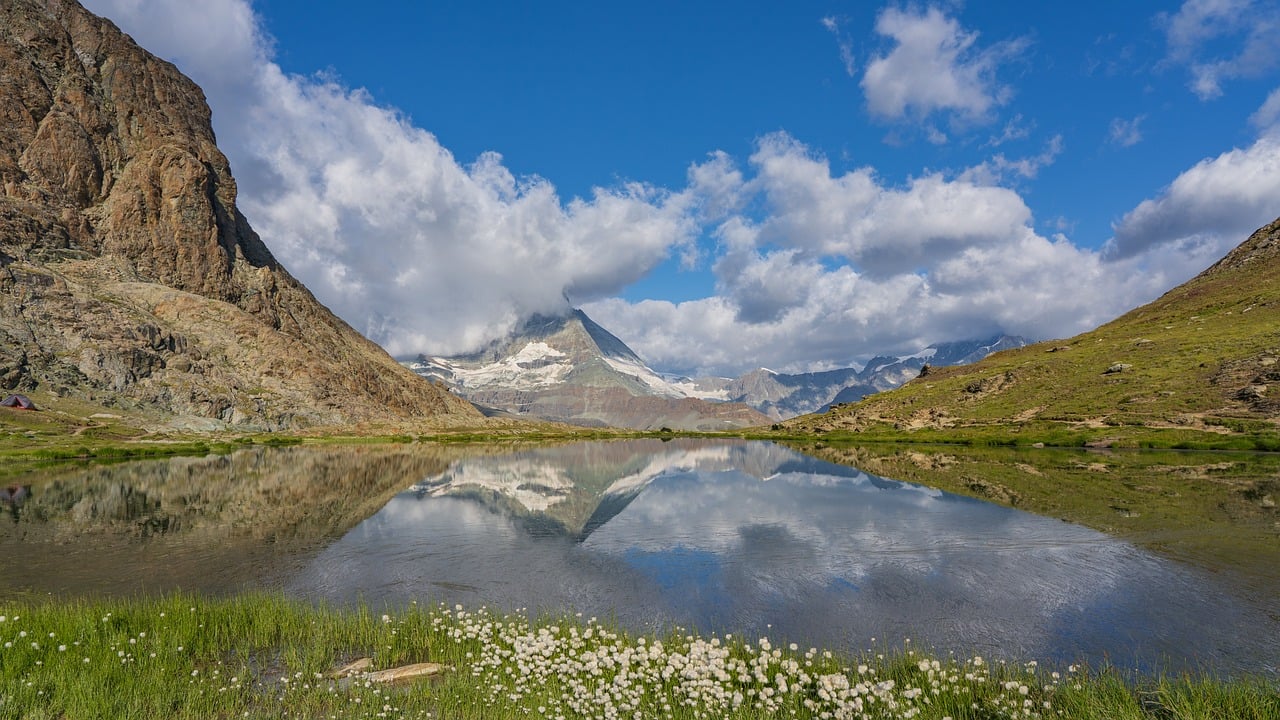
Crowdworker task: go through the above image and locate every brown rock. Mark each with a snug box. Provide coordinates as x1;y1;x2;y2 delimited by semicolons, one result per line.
0;0;480;429
365;663;448;684
328;657;374;678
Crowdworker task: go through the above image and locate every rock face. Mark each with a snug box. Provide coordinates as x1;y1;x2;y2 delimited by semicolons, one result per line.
0;0;478;428
408;309;770;430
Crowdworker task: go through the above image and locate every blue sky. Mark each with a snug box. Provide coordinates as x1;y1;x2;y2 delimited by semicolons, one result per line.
86;0;1280;375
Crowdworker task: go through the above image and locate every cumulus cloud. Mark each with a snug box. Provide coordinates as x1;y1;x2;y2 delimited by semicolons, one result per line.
84;0;697;357
587;135;1208;376
1107;135;1280;259
1159;0;1280;99
745;133;1034;276
861;5;1027;126
83;0;1269;378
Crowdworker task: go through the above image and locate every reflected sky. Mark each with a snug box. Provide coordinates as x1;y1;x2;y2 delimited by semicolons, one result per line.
288;439;1280;676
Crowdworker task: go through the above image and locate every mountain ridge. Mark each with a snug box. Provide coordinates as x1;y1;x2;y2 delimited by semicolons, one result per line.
781;216;1280;441
408;309;770;430
0;0;479;430
413;306;1028;425
687;335;1027;420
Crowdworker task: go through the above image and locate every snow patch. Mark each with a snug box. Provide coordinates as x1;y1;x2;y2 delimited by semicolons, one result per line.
421;343;575;391
601;356;729;400
897;347;938;363
511;342;567;363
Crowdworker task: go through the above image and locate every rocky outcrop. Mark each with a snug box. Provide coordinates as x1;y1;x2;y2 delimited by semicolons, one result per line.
409;309;770;430
0;0;479;428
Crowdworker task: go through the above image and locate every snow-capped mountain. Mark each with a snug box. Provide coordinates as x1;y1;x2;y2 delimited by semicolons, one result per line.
406;310;1025;426
405;310;770;430
685;335;1028;420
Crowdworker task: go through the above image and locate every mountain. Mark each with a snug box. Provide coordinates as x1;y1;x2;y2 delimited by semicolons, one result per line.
406;309;770;430
688;335;1026;420
0;0;479;430
782;217;1280;439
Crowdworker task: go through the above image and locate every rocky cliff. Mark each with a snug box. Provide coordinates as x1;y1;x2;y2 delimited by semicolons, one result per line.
0;0;479;429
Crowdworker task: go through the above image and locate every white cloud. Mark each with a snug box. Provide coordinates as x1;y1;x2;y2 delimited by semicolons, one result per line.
1159;0;1280;99
1108;116;1145;147
1252;87;1280;132
588;135;1209;377
960;134;1064;186
744;133;1034;277
984;114;1033;148
1108;135;1280;259
82;0;1270;379
243;71;698;356
821;15;857;77
861;5;1027;126
84;0;698;357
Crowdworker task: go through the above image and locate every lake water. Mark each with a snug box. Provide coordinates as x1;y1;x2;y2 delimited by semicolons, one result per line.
2;439;1277;676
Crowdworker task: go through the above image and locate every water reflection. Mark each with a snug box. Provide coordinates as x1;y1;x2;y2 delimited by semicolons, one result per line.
1;484;30;522
290;439;1279;676
0;445;462;597
3;439;1275;675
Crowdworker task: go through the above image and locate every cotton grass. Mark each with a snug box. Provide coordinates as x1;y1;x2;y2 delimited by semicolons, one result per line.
0;595;1274;720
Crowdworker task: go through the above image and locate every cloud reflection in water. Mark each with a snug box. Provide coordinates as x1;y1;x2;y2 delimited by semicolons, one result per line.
289;439;1279;675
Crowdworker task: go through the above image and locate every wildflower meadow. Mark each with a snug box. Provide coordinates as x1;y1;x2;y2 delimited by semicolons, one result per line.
0;595;1275;719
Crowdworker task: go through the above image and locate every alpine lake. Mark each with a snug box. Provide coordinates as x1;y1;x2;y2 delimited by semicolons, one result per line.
1;438;1277;679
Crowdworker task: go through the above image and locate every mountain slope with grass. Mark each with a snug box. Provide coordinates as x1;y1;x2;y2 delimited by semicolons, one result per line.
780;217;1280;447
0;0;480;431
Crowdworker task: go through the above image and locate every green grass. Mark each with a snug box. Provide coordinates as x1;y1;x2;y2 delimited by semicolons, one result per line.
778;237;1280;447
0;595;1274;720
757;422;1280;451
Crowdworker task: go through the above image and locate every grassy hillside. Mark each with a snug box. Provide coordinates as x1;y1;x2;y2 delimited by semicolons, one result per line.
778;217;1280;449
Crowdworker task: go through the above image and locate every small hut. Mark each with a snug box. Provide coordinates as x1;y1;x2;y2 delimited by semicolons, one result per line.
0;394;36;410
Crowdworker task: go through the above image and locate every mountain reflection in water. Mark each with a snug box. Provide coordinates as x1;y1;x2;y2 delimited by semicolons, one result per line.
2;439;1274;675
289;439;1279;676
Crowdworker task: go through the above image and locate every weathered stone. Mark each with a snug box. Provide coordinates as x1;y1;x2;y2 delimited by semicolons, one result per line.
1236;384;1268;401
0;0;481;429
364;663;448;685
327;657;373;678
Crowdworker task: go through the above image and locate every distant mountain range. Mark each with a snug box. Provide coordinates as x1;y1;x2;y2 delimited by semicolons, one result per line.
681;335;1027;420
407;308;1025;427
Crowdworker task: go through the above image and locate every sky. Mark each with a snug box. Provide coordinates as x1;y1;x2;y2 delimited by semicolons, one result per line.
83;0;1280;377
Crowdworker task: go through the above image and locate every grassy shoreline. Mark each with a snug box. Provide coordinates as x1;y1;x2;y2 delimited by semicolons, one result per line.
1;594;1275;720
